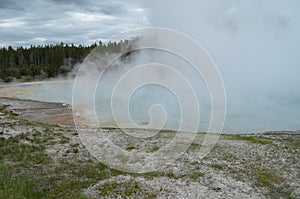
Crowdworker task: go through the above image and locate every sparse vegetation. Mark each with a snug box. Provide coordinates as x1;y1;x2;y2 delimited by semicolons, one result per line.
0;103;299;198
281;136;300;149
228;134;273;145
0;130;125;198
190;142;200;148
189;171;205;179
253;168;296;198
0;165;47;199
98;180;157;198
59;138;70;144
254;168;283;187
126;146;137;151
150;145;160;152
70;143;80;148
211;163;225;170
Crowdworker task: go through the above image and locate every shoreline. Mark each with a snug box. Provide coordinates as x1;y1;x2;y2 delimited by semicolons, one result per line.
1;97;299;135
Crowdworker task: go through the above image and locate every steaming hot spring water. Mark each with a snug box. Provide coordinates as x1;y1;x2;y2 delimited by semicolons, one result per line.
1;72;299;134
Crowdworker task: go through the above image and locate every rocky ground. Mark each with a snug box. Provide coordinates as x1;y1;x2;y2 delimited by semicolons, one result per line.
0;97;299;198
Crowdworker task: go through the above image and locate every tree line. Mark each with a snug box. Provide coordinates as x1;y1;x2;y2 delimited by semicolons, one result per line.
0;40;132;82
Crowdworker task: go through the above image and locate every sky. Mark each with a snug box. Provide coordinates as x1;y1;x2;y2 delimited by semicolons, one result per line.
0;0;147;47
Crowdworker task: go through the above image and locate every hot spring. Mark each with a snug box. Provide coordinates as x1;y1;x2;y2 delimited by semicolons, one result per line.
1;44;299;134
1;78;299;134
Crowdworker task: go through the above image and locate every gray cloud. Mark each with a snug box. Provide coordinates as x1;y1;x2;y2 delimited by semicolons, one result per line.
48;0;124;15
0;0;22;10
0;0;147;47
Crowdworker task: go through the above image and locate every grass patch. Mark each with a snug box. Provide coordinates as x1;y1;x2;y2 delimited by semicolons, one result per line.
138;171;162;178
230;135;273;145
59;138;70;144
126;146;137;151
211;163;225;170
150;146;159;152
0;165;47;199
221;153;238;162
0;129;119;198
70;143;80;148
98;180;156;198
0;136;47;164
133;170;179;179
190;142;200;148
189;171;205;179
253;168;295;198
254;168;284;187
282;135;300;149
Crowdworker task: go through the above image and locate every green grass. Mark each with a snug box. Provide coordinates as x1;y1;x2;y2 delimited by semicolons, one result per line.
253;168;295;198
0;137;51;198
0;131;120;198
229;135;273;145
211;163;225;170
0;121;145;198
189;171;204;179
59;135;70;144
220;153;238;162
0;165;47;199
135;170;201;180
282;135;300;149
126;146;137;151
150;146;159;152
0;136;48;164
98;180;156;198
254;168;284;187
70;143;80;148
190;142;200;148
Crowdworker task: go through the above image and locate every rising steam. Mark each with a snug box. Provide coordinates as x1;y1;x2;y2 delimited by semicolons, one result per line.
139;0;300;132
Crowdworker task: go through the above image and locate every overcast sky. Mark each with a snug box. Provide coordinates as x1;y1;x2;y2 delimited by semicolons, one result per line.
0;0;147;47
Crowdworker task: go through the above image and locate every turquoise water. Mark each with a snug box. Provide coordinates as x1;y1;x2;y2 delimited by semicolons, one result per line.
5;80;300;133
